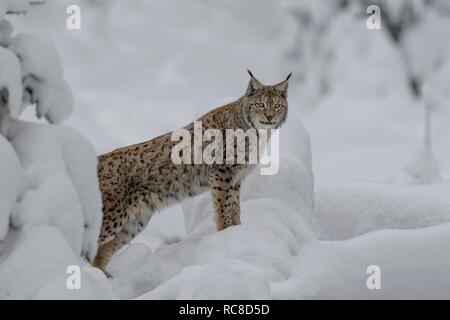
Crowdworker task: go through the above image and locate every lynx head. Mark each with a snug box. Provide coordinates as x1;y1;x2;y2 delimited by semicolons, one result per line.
242;70;291;130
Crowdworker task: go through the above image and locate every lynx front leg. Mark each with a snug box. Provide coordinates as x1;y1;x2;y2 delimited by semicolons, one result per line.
210;167;242;231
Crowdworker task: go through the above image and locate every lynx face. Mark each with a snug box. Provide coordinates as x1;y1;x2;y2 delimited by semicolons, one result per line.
243;73;290;130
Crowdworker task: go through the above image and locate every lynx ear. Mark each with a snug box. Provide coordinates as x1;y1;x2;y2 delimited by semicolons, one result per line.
275;72;292;98
246;69;263;96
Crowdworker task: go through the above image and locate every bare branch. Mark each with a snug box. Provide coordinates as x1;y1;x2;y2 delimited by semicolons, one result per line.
6;1;45;15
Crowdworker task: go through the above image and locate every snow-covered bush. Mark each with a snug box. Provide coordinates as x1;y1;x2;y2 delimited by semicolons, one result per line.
0;1;110;299
0;134;21;240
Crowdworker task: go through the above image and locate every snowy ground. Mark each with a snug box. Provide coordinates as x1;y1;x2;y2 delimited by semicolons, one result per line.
1;0;450;299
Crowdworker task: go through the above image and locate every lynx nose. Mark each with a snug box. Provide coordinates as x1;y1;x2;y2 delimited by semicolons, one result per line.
266;115;274;121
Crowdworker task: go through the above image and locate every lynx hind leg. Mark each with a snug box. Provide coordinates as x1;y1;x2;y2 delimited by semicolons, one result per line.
210;167;242;231
93;221;137;276
93;200;154;276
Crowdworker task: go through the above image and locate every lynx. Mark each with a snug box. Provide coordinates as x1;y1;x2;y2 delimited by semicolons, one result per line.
92;71;291;275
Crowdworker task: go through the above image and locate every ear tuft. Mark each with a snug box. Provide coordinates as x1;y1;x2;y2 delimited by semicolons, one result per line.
247;69;255;78
286;72;292;81
275;79;289;99
246;73;263;97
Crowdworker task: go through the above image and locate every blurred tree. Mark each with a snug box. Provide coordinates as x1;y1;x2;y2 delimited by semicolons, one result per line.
283;0;349;105
361;0;444;183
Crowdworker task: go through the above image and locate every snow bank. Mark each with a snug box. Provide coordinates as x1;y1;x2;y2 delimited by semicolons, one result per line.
140;259;271;300
108;243;162;299
112;202;310;299
273;222;450;299
314;180;450;240
0;226;111;299
115;165;450;300
113;161;450;300
392;146;442;184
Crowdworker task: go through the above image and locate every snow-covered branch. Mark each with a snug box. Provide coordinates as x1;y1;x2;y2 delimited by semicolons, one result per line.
0;3;73;125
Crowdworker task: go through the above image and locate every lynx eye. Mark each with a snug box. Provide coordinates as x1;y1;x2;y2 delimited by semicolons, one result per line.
257;103;265;109
273;104;282;110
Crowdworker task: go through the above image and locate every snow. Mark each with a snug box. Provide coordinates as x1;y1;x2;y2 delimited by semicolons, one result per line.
0;134;21;240
10;34;63;83
5;120;102;260
0;4;108;299
56;123;103;260
272;222;450;300
1;0;450;300
9;33;73;123
0;226;111;299
0;119;108;299
139;259;271;300
392;146;442;184
314;181;450;241
112;177;450;300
